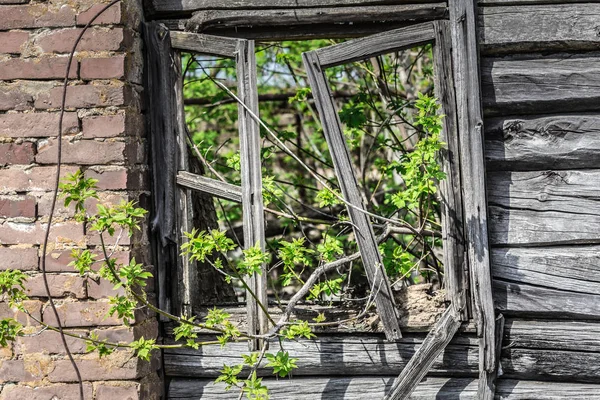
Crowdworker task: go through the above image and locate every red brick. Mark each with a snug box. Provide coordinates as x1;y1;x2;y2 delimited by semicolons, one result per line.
0;142;35;164
0;247;38;270
80;55;125;80
0;221;84;245
42;300;124;327
0;166;79;193
15;329;88;354
0;112;79;138
25;273;86;299
45;250;130;272
0;300;42;325
0;31;29;54
36;27;126;53
0;85;33;111
0;4;75;30
95;382;139;400
36;138;127;165
35;84;128;109
0;57;77;80
0;383;93;400
85;166;145;190
0;360;39;382
48;354;145;382
0;195;36;218
87;277;124;299
77;3;123;26
82;114;125;138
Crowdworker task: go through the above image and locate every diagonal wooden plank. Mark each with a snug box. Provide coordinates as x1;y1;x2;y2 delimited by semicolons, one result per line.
302;50;401;341
176;171;242;203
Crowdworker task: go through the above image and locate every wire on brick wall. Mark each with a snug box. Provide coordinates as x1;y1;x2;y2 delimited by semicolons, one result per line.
40;1;122;399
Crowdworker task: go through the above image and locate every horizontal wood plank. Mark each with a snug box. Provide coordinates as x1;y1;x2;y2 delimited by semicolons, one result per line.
315;22;435;68
170;31;239;57
478;5;600;54
485;114;600;170
168;377;600;398
505;319;600;353
487;170;600;246
176;171;242;203
491;247;600;295
481;53;600;116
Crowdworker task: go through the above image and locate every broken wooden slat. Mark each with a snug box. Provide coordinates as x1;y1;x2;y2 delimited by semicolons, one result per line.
432;20;467;320
170;31;238;58
315;22;435;68
448;0;497;394
478;314;505;399
384;307;462;399
176;171;242;203
236;39;269;348
303;49;401;341
184;5;446;32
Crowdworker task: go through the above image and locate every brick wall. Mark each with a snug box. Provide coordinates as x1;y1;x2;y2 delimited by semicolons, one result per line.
0;0;160;399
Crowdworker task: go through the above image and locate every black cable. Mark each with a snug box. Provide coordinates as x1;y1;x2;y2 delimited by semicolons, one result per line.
40;2;122;399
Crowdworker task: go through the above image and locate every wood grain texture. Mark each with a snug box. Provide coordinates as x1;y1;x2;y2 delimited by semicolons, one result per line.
170;31;238;57
485;114;600;171
303;49;401;341
505;319;600;353
168;377;600;398
481;53;600;116
184;5;446;32
478;5;600;54
491;246;600;295
487;170;600;246
315;22;435;68
176;171;242;203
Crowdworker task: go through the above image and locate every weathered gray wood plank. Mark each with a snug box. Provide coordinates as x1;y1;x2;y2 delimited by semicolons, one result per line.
168;377;600;399
303;49;401;341
315;22;435;68
176;171;242;203
478;5;600;54
504;319;600;353
163;333;478;378
487;170;600;246
184;5;446;32
236;39;269;348
492;247;600;295
449;0;497;384
494;280;600;319
485;114;600;171
481;53;600;116
385;307;462;399
170;31;238;58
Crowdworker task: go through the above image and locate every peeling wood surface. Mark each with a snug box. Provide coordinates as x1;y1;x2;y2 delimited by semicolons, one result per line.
170;31;238;57
478;5;600;54
168;377;600;398
176;171;242;203
485;114;600;171
487;170;600;246
481;53;600;116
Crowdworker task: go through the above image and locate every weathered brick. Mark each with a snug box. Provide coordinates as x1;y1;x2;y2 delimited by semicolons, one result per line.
0;0;29;4
0;166;79;193
0;195;36;218
42;300;123;327
0;142;35;165
95;382;139;400
49;352;145;382
0;112;79;138
0;4;75;30
36;138;127;165
85;166;145;190
0;57;77;80
0;85;33;111
0;360;40;382
0;221;84;246
0;300;42;325
0;247;38;270
77;3;122;26
87;277;124;299
15;328;88;355
0;31;29;54
0;383;93;400
25;273;86;299
35;27;127;53
35;84;128;109
80;55;125;80
82;114;125;138
45;249;130;272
